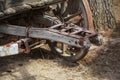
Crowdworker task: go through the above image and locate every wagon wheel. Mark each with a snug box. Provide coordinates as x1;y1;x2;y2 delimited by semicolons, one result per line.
48;0;93;62
53;0;94;31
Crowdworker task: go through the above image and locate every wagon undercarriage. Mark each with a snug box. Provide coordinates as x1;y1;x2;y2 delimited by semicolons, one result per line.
0;0;103;62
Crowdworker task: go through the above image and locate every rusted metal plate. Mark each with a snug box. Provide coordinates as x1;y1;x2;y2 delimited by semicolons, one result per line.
0;38;31;57
0;43;19;57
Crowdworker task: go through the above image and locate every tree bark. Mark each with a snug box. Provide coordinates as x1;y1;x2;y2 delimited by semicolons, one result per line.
88;0;116;31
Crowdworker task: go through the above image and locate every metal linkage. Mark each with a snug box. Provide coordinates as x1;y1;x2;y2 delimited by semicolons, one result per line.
48;23;103;46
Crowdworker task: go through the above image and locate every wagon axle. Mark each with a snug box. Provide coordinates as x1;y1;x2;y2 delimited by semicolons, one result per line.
0;22;103;57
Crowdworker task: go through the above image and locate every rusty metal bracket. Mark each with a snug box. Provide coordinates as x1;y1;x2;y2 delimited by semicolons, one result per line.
20;38;31;53
0;38;31;57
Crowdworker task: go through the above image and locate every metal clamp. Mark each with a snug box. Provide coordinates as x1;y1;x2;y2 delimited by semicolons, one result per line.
21;38;31;54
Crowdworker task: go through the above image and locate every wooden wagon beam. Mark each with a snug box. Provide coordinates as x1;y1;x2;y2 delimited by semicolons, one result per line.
0;0;65;20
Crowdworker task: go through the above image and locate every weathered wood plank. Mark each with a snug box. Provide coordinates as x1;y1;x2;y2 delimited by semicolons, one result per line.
0;0;64;20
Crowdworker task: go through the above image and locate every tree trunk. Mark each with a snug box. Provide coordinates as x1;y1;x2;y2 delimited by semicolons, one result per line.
88;0;116;31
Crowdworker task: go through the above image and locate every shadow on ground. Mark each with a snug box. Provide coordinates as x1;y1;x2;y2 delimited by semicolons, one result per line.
79;23;120;80
0;48;54;80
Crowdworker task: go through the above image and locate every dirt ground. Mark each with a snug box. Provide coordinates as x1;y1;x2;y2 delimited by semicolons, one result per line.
0;1;120;80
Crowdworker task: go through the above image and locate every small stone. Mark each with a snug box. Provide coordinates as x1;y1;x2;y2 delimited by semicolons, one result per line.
6;69;14;73
18;63;23;67
0;12;4;17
